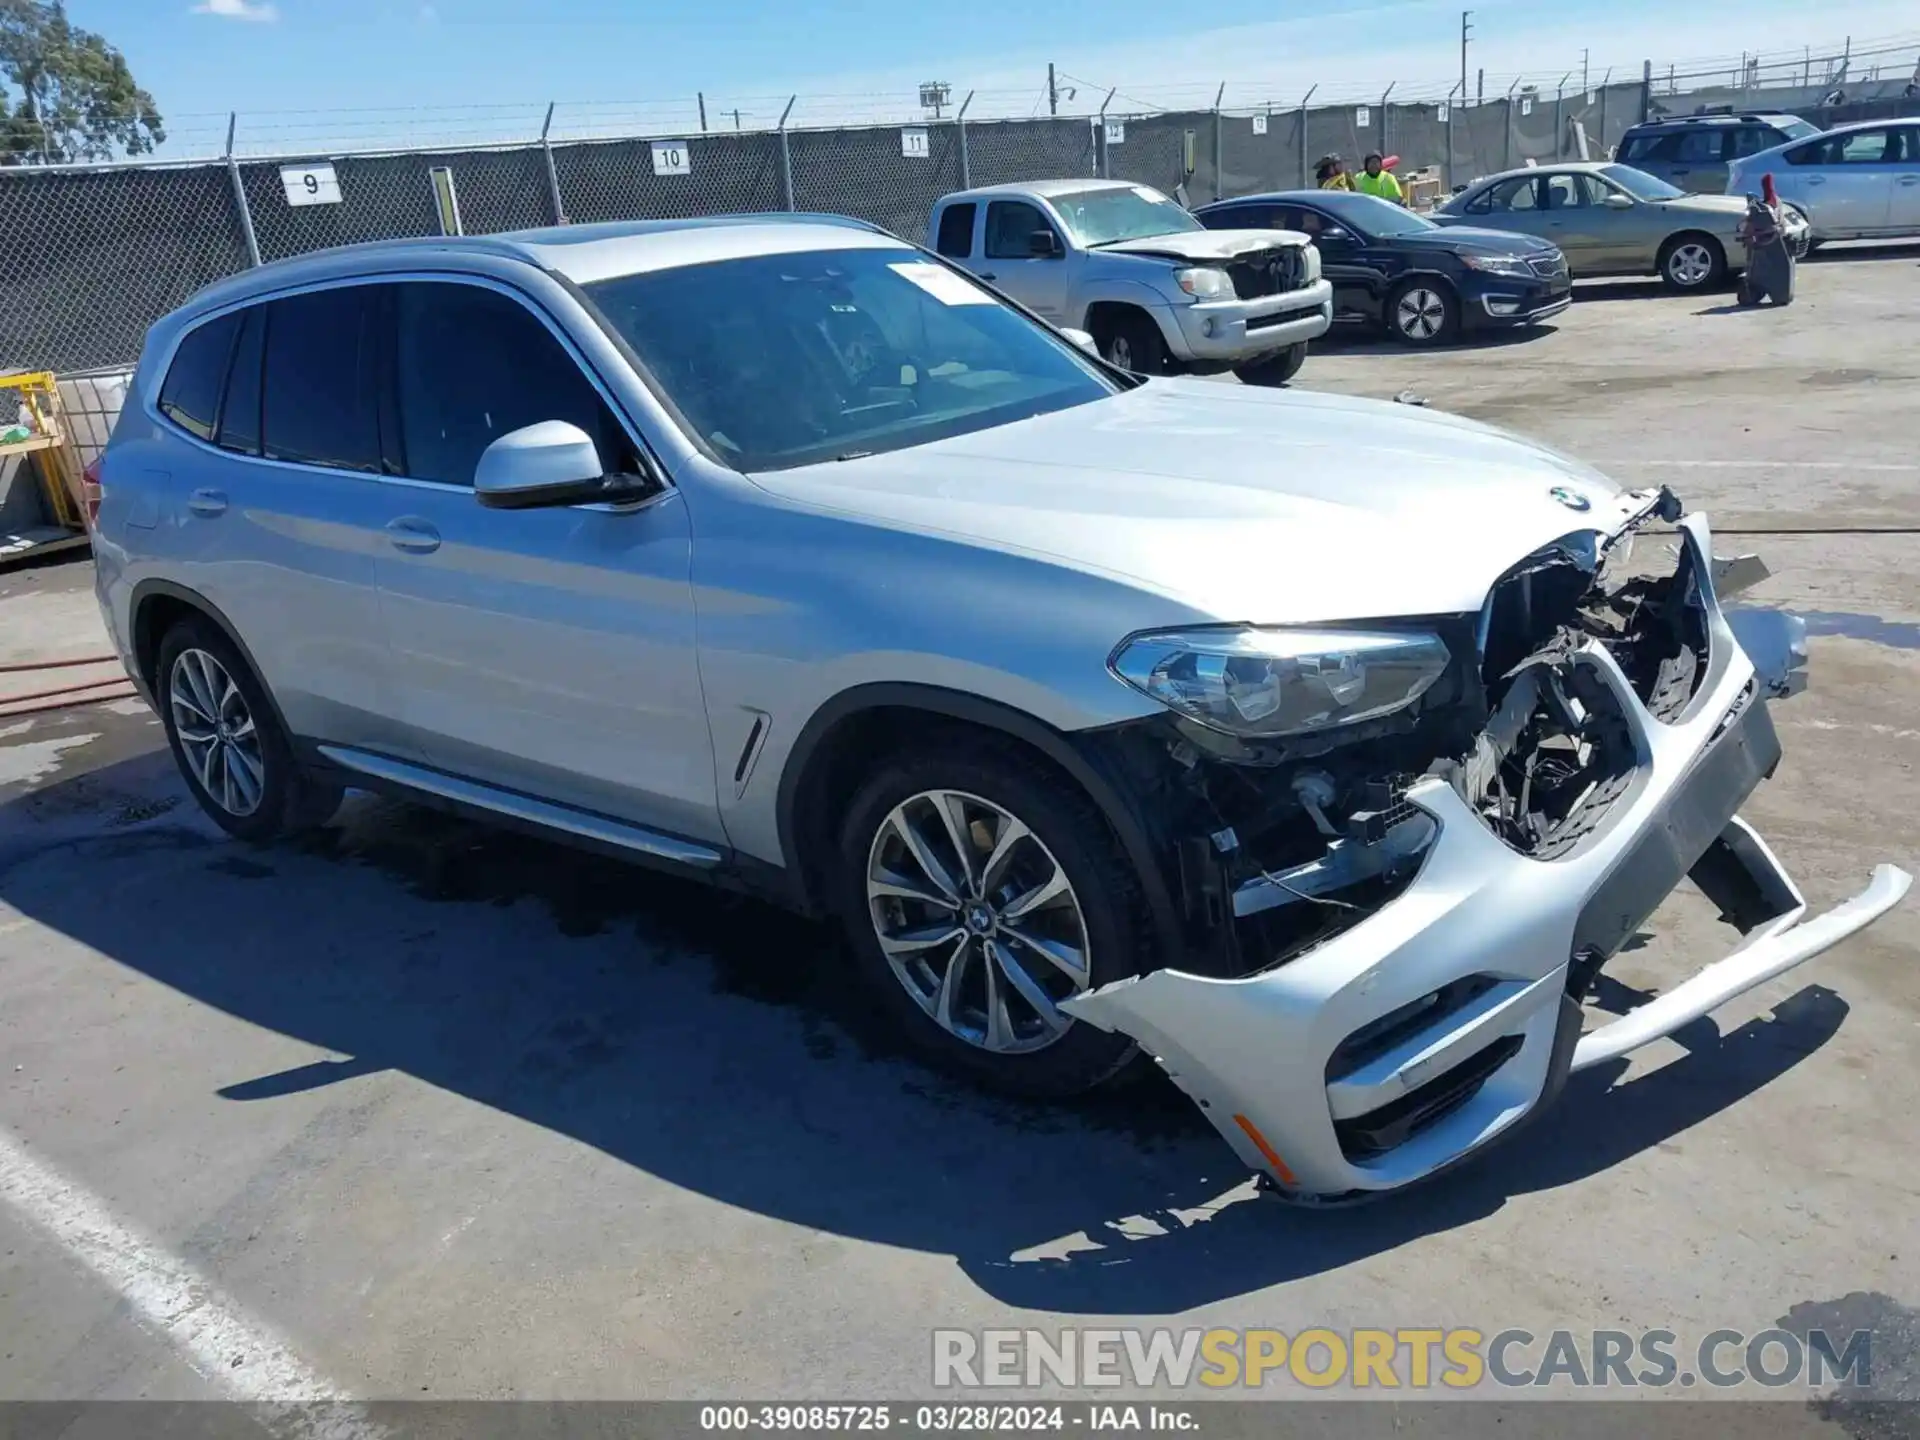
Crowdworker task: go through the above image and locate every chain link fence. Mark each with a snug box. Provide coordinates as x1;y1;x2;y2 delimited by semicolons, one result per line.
3;60;1917;373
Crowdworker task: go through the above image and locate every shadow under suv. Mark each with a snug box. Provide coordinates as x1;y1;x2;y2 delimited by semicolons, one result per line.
94;215;1906;1203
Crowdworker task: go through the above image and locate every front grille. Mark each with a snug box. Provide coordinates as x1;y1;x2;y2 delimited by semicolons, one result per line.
1227;248;1302;299
1528;254;1569;280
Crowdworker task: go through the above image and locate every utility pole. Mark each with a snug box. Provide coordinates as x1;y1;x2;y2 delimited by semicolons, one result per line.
1460;12;1472;106
1048;63;1059;116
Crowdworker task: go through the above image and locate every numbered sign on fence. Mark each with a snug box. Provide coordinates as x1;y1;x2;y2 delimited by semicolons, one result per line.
901;128;930;159
1355;106;1370;128
1251;114;1268;135
1437;101;1450;122
279;163;341;207
650;141;692;177
1521;96;1534;116
1104;121;1126;145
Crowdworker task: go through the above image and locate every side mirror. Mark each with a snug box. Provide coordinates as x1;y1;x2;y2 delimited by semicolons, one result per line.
474;420;653;510
1029;228;1064;258
1604;193;1634;210
1058;326;1100;356
1318;225;1351;241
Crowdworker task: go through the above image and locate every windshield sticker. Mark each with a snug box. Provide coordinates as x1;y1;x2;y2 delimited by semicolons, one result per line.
889;262;995;305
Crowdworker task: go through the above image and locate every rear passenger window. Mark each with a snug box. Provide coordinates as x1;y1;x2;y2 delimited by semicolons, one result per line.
218;307;265;457
157;313;240;442
935;202;976;257
1618;132;1674;163
393;283;631;488
1673;129;1724;163
261;288;381;473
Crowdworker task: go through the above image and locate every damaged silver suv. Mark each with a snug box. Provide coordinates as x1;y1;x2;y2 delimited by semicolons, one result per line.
96;215;1908;1203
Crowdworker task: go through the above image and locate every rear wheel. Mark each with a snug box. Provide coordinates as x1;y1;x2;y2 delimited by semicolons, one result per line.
1385;279;1459;345
1658;233;1726;292
1232;342;1308;386
1091;309;1170;375
156;615;342;843
834;740;1150;1097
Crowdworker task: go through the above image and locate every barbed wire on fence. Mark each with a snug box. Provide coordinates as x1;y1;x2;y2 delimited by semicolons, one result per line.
3;32;1919;376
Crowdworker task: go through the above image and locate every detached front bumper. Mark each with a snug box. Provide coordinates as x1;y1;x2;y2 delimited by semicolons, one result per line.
1160;280;1334;363
1063;513;1909;1200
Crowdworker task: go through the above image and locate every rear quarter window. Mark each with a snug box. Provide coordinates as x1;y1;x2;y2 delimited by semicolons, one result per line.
935;202;976;258
157;312;241;441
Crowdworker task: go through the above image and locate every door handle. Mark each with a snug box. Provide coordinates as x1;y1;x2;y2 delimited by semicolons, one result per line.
1806;176;1826;185
979;272;998;281
187;488;227;517
1899;175;1920;185
385;517;441;554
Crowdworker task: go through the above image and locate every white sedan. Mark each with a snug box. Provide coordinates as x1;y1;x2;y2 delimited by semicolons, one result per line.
1729;118;1920;243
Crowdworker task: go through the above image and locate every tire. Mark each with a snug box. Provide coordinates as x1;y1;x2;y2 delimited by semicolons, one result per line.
1658;233;1726;292
155;615;343;843
1385;279;1460;346
1233;342;1308;386
833;738;1151;1097
1091;309;1170;375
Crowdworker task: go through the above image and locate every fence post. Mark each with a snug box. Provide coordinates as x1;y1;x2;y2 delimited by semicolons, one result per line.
540;103;568;225
957;89;974;191
1297;83;1317;188
778;96;796;211
1211;85;1222;201
1443;80;1461;192
1378;82;1393;161
224;113;262;268
1504;79;1518;169
1097;88;1115;178
1640;60;1653;122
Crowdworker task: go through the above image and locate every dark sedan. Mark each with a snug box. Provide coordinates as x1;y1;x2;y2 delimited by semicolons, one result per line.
1193;190;1570;346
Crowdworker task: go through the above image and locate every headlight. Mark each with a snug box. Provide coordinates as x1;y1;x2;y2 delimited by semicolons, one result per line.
1460;253;1535;276
1111;627;1451;738
1175;266;1232;299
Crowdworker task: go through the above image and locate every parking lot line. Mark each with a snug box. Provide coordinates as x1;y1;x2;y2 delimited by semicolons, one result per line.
0;1126;387;1438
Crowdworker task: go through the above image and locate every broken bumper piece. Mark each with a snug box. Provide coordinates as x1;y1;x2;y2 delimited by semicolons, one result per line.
1062;514;1910;1201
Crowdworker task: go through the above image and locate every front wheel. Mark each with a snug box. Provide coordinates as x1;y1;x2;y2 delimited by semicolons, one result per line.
1659;234;1726;292
1091;309;1170;375
1385;280;1459;345
834;741;1151;1097
1233;342;1308;386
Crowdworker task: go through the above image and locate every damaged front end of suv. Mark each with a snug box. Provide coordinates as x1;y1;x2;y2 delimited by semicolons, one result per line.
1063;488;1909;1202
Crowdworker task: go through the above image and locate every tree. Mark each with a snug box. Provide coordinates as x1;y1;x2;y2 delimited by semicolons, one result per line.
1;0;164;165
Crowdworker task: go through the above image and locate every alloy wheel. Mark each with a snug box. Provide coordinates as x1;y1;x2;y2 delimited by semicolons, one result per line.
865;789;1091;1054
1395;287;1447;341
1668;242;1715;288
1107;334;1135;370
169;647;266;817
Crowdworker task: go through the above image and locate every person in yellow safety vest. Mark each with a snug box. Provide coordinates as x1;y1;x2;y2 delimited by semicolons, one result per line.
1314;154;1354;191
1355;152;1405;203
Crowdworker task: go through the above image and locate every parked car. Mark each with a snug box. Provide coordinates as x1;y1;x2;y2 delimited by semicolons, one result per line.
928;179;1332;384
1615;111;1820;194
1432;162;1809;291
1728;118;1920;244
1193;190;1570;346
95;216;1906;1203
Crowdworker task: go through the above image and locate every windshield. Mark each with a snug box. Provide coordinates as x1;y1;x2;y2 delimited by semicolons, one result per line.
1600;164;1687;201
1051;185;1203;245
1312;191;1439;238
582;246;1118;472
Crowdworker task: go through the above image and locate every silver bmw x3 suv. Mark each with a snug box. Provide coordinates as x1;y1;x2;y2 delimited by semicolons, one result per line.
94;213;1907;1203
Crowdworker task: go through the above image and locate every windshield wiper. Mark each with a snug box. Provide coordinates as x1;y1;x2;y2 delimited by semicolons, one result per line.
833;450;875;462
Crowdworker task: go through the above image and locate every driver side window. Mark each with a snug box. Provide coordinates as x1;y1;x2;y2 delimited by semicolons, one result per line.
1545;174;1604;209
985;201;1056;259
393;282;634;488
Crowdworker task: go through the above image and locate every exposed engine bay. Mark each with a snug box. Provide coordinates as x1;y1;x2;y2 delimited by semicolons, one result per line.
1091;487;1730;981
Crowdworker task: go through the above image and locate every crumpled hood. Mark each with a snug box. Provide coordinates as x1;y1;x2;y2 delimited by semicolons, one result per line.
748;380;1647;623
1097;227;1308;261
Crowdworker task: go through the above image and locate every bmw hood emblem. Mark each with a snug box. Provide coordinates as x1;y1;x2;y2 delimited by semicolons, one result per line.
1549;485;1591;512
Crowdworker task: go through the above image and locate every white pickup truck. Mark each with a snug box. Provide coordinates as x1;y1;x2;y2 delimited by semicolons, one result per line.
927;179;1333;383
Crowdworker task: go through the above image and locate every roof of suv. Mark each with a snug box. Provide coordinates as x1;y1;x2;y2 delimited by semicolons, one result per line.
1626;112;1806;130
179;212;906;315
939;179;1139;203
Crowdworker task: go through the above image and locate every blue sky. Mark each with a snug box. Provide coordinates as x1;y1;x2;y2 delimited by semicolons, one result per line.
64;0;1920;155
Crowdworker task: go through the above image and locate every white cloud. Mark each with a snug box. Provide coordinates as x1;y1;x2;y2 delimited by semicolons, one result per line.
193;0;279;20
